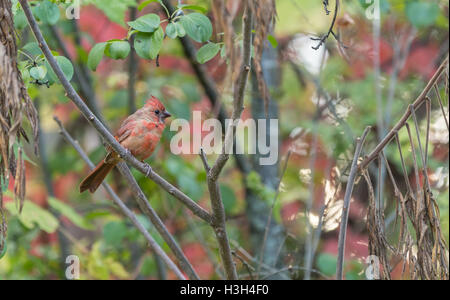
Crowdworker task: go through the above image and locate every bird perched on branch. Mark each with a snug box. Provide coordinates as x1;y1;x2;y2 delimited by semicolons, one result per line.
80;96;171;193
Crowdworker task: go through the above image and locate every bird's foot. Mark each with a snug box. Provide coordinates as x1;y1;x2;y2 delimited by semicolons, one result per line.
144;164;153;177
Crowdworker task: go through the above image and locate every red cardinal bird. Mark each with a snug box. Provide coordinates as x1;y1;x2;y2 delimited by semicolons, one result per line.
80;96;171;193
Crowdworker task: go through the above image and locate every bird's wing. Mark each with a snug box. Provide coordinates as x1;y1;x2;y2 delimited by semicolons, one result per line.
116;116;137;143
101;116;136;164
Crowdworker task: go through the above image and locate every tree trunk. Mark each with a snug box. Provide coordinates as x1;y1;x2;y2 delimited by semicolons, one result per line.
246;41;285;272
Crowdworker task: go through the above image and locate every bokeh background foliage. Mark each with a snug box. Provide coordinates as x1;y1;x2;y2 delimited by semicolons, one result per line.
0;0;448;279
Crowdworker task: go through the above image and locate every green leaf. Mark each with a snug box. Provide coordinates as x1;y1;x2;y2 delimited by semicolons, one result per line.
106;41;131;59
246;171;276;204
196;42;220;64
178;171;204;202
103;221;127;247
134;27;164;60
22;42;42;57
179;13;213;43
317;253;337;277
175;22;186;37
45;56;74;84
267;34;278;48
29;66;47;80
181;82;200;102
106;257;130;279
220;185;237;214
20;65;31;85
5;200;59;234
166;23;178;39
128;13;161;33
14;9;27;30
87;42;107;71
178;4;208;14
140;256;155;276
35;0;60;25
405;2;439;28
138;0;161;11
48;197;94;230
87;242;110;279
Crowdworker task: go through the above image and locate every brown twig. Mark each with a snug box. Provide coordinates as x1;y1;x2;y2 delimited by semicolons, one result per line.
209;6;253;181
260;266;329;280
18;0;213;226
198;1;254;280
161;0;252;175
52;15;200;277
230;240;290;280
53;116;186;280
434;84;449;132
18;0;208;280
115;162;200;280
405;123;421;202
232;251;255;280
409;105;432;192
311;0;344;50
360;56;449;170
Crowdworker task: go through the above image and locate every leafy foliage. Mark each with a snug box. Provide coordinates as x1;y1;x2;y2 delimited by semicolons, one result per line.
5;198;59;234
2;0;448;281
34;0;60;25
196;43;221;64
87;2;218;69
83;0;137;26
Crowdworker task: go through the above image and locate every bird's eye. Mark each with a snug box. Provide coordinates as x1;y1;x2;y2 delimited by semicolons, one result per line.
155;110;160;115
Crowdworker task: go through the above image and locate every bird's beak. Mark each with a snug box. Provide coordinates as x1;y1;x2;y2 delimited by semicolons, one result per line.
162;111;171;119
160;111;171;123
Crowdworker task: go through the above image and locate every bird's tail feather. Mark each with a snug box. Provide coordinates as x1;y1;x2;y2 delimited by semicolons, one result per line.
80;160;117;193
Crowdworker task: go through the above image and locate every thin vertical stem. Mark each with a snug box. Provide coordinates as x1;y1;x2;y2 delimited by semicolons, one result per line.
395;132;414;198
128;5;138;114
409;105;431;191
424;97;431;167
336;126;371;280
434;84;449;131
258;151;291;277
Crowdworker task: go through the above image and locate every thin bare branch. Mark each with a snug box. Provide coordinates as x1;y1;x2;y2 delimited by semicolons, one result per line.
360;55;449;169
336;126;371;280
115;162;200;280
409;105;432;192
199;148;211;173
395;132;414;198
200;1;254;280
161;0;252;176
405;123;421;202
18;0;213;226
260;266;329;280
424;97;431;167
209;6;253;181
434;84;449;132
311;0;344;50
53;116;186;280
